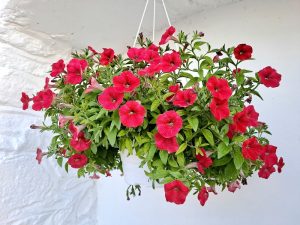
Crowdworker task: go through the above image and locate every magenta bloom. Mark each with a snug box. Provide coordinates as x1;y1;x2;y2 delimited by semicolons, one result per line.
156;110;183;138
32;89;55;111
206;76;232;100
164;180;189;205
119;101;146;128
20;92;30;110
242;137;263;161
36;148;43;164
209;98;230;121
258;66;282;88
160;51;182;73
97;87;124;111
70;131;91;152
113;71;140;93
154;132;179;153
68;154;88;168
173;89;197;108
159;26;176;45
198;187;209;206
100;48;115;65
65;58;88;85
227;181;241;193
127;47;145;62
50;59;65;77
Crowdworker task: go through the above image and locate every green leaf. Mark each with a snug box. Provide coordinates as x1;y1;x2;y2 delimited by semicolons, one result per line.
202;129;214;146
91;143;98;154
151;99;160;111
104;127;117;146
159;150;169;165
217;142;231;159
64;162;69;173
57;157;63;167
224;161;239;180
125;138;133;154
175;142;187;155
194;41;206;50
233;149;244;170
176;153;185;167
168;157;178;167
236;73;245;86
146;144;156;161
212;155;231;167
184;77;198;88
188;117;199;132
117;130;127;137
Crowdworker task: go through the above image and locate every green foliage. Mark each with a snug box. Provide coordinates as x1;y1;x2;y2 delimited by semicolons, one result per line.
36;29;275;196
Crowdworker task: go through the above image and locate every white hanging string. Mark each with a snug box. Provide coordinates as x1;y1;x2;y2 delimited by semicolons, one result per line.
161;0;171;26
133;0;172;46
152;0;156;42
133;0;149;46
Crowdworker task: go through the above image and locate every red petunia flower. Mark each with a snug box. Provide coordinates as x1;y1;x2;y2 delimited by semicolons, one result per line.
100;48;115;65
50;59;65;77
156;110;183;138
227;181;241;193
113;71;140;93
242;137;263;161
142;49;160;64
166;84;180;102
277;157;285;173
233;44;253;61
233;105;259;133
209;97;230;121
127;47;145;62
154;132;179;153
36;148;43;164
159;26;176;45
148;43;159;52
260;145;278;167
198;187;209;206
206;76;232;100
70;131;91;152
97;87;124;111
160;51;182;73
258;165;276;179
138;63;161;77
68;154;88;169
258;66;282;88
173;89;197;108
65;58;88;85
196;149;213;174
21;92;30;110
119;101;146;128
227;124;237;139
32;89;55;111
164;180;189;205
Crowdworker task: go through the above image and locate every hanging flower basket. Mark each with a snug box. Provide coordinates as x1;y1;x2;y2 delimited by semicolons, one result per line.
21;26;284;206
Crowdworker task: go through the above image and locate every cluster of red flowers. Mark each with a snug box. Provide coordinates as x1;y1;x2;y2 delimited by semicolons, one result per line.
242;138;284;179
206;76;232;121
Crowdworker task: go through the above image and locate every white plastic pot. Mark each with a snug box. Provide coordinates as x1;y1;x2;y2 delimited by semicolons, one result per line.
120;149;151;186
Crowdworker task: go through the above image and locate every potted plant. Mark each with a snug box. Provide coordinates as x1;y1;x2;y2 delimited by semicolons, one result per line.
21;26;284;205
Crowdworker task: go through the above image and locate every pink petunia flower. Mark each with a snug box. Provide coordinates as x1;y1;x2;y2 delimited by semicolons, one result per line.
156;110;183;138
97;87;124;111
119;101;146;128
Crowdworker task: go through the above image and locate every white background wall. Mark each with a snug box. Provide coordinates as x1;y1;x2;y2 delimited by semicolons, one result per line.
0;0;299;225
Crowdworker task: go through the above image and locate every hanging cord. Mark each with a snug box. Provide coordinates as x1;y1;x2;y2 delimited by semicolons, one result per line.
161;0;171;26
133;0;149;46
152;0;156;42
